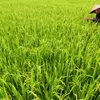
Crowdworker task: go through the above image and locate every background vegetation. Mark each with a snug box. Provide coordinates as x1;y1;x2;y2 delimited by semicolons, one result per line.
0;0;100;100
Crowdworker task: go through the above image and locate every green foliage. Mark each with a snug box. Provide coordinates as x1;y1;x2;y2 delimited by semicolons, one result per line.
0;0;100;100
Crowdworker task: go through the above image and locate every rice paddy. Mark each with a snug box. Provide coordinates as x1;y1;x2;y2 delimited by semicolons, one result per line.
0;0;100;100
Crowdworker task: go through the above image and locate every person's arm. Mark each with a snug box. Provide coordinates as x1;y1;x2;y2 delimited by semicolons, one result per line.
84;17;93;20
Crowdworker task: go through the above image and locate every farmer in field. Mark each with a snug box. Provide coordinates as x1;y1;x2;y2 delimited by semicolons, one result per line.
85;4;100;22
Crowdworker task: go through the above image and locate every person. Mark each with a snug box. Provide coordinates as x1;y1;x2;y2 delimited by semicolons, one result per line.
85;4;100;22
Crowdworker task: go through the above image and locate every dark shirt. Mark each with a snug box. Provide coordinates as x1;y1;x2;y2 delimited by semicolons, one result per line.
92;13;100;22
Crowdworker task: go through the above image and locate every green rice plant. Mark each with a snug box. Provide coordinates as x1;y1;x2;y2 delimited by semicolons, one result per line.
0;0;100;100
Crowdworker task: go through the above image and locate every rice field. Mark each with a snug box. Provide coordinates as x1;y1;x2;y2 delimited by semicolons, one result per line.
0;0;100;100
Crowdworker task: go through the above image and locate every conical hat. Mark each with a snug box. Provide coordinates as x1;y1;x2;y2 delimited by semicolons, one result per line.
90;4;100;13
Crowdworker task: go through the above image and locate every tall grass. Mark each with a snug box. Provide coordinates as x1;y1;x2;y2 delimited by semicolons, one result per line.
0;0;100;100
